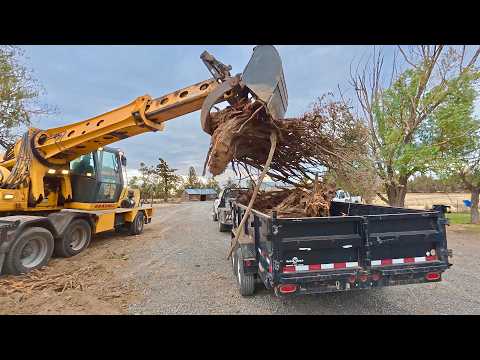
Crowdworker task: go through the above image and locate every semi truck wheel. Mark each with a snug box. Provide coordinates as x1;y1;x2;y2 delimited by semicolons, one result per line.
4;227;54;275
129;211;145;235
236;247;255;296
54;219;92;258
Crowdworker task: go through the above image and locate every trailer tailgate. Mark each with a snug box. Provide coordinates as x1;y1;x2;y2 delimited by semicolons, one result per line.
277;216;364;274
365;211;448;271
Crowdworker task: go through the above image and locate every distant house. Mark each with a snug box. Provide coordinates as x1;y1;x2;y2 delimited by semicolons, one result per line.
183;188;217;201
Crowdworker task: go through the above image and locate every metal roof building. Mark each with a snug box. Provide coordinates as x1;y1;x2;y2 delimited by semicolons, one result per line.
183;188;218;201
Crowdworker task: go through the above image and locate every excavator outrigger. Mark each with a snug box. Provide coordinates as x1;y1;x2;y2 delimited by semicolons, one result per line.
0;45;288;275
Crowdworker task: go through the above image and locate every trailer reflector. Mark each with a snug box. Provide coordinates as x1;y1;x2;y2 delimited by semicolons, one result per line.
370;255;438;267
283;261;359;273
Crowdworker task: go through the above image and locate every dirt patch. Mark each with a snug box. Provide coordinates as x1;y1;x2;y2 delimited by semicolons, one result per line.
0;203;178;315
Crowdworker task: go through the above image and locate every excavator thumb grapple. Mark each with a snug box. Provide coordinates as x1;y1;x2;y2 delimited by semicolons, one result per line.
200;45;288;135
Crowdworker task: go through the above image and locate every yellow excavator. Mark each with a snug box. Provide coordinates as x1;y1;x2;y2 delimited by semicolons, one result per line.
0;45;288;275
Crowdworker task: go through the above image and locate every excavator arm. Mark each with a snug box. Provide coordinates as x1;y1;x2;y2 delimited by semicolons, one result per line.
0;45;287;210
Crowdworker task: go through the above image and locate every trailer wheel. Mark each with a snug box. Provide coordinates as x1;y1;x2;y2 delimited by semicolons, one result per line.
4;227;54;275
231;246;237;276
236;247;255;296
129;211;145;235
54;219;92;258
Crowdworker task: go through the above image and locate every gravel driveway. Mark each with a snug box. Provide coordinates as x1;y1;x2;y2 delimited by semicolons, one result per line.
126;201;480;315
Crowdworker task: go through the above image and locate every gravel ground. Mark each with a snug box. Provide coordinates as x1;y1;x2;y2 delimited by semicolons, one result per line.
126;201;480;315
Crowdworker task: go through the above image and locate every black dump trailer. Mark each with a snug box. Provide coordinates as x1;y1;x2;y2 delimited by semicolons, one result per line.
230;201;452;297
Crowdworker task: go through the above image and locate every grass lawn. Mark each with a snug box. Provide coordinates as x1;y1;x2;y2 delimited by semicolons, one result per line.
446;212;480;232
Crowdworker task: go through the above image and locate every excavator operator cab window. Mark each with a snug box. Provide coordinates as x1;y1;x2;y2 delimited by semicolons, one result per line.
97;150;122;202
69;149;124;204
70;154;95;177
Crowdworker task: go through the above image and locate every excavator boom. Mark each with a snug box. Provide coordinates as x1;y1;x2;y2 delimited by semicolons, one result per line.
0;45;288;276
0;45;287;207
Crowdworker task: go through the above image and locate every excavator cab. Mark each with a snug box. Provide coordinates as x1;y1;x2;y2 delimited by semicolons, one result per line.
69;147;125;204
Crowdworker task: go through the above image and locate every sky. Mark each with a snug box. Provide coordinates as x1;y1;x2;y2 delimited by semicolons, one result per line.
20;45;478;183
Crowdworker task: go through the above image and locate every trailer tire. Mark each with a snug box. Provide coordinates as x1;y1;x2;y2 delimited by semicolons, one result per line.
54;219;92;258
129;211;145;236
231;247;237;276
4;227;54;275
236;247;255;296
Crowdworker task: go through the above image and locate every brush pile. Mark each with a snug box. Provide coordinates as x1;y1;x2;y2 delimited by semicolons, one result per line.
237;182;337;218
203;96;367;218
0;265;99;295
204;96;367;187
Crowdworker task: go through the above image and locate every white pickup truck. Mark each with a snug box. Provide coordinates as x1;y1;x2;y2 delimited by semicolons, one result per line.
333;189;362;203
212;188;249;232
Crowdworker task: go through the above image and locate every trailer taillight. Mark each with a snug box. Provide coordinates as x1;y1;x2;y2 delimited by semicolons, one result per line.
347;275;356;283
425;272;441;281
278;284;298;294
244;260;252;267
371;273;382;281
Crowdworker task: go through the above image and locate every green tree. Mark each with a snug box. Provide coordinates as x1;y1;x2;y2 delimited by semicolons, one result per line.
351;45;480;207
184;166;201;189
127;175;140;189
435;116;480;223
154;158;180;202
205;176;220;193
0;46;54;150
138;162;156;201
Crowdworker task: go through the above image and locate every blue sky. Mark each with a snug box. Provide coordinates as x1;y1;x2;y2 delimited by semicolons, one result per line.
22;44;462;180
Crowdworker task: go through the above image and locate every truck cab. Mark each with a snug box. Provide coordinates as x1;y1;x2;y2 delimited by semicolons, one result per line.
212;187;249;232
333;189;362;204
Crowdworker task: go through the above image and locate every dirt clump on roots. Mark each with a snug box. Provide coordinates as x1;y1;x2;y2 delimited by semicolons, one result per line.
204;97;367;217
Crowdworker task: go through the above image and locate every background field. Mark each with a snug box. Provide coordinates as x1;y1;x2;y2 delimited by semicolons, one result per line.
373;192;471;212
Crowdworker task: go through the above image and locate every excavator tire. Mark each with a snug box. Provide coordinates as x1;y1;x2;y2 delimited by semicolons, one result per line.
4;227;54;275
54;219;92;258
129;211;145;236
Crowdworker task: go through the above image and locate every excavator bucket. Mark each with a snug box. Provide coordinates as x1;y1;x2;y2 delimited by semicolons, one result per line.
200;45;288;134
241;45;288;120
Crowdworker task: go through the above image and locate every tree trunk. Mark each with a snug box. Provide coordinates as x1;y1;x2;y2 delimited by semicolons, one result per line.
163;180;168;202
386;182;407;207
471;187;479;225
